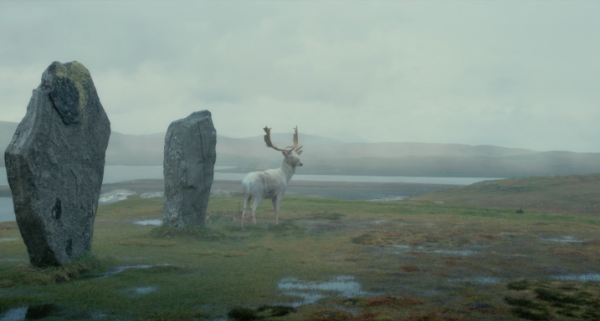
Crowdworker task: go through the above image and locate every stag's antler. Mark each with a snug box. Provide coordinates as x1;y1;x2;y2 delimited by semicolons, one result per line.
292;126;303;152
263;127;287;152
264;126;303;152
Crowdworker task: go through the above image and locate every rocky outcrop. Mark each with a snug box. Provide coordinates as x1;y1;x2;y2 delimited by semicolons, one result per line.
4;61;110;267
163;111;216;227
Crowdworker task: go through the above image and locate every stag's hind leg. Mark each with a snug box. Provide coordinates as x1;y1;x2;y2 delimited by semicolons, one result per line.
272;195;282;225
251;196;263;225
241;195;251;229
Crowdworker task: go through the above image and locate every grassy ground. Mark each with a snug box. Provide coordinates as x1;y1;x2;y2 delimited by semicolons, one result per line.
411;174;600;216
1;194;600;320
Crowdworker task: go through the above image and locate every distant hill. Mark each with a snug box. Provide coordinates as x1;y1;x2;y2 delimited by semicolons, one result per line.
2;120;600;178
230;152;600;178
410;174;600;215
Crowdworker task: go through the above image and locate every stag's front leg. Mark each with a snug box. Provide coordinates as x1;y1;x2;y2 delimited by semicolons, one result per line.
272;195;282;225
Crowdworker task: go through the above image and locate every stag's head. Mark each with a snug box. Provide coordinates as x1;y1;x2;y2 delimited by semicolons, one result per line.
263;126;303;167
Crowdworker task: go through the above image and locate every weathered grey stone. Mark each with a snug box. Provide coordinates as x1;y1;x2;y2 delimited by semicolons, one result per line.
4;61;110;267
163;111;216;228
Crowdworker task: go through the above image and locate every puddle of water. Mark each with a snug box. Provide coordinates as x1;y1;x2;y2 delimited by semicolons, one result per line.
371;220;388;224
542;266;568;274
135;286;157;295
431;249;476;256
24;304;57;319
279;291;325;307
91;311;109;320
539;236;585;243
0;307;27;321
0;305;110;321
0;304;59;321
551;274;600;282
140;191;164;199
0;237;18;243
102;263;178;277
277;276;366;307
99;190;137;205
389;244;476;256
449;276;502;284
210;190;236;196
470;302;494;309
103;264;164;277
392;244;413;249
368;196;406;202
133;219;162;226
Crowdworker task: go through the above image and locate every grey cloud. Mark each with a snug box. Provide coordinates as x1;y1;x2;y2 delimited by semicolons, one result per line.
0;1;599;152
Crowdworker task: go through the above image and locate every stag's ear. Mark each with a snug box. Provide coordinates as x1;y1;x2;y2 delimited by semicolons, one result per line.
282;150;290;157
297;150;303;155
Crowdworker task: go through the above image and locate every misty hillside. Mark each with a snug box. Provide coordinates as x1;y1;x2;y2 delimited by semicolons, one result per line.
2;120;600;178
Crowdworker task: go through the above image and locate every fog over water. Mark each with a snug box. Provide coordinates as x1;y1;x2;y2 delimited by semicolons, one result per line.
0;166;499;186
0;197;13;223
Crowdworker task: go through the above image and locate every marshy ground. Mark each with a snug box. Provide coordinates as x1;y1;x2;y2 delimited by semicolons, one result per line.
1;193;600;320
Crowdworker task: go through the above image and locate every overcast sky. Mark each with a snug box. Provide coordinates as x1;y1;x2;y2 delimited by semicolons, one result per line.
1;1;599;152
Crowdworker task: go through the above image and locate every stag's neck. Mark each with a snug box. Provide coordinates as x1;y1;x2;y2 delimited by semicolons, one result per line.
278;159;296;184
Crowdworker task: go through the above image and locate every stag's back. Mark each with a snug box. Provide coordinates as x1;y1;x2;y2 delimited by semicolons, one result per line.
242;169;287;199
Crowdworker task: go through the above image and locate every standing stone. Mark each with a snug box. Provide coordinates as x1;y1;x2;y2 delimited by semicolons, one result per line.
163;111;216;228
4;61;110;267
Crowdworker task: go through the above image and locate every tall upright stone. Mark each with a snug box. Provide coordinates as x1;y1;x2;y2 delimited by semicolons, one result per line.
163;111;217;228
4;61;110;267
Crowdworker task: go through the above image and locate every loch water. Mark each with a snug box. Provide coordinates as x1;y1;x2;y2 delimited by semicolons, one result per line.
0;165;502;222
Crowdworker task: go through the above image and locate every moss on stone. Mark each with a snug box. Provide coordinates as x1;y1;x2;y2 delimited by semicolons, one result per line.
66;62;92;121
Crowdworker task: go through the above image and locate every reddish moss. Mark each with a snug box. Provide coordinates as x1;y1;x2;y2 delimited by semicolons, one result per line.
366;296;424;308
402;265;421;272
478;234;501;240
400;313;469;321
353;312;386;321
310;310;353;321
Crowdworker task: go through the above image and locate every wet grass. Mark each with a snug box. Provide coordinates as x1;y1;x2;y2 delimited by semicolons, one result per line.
0;252;111;286
2;194;600;320
504;279;600;320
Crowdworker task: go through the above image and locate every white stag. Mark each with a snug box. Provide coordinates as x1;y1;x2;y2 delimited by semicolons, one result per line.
241;126;303;229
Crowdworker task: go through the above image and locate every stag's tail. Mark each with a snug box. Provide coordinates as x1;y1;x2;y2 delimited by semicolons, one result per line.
241;174;254;202
241;175;251;194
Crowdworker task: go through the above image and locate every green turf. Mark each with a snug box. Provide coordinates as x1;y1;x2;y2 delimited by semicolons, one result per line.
411;173;600;216
2;194;600;320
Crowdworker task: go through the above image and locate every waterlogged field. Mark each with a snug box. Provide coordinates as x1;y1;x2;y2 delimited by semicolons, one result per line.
1;196;600;320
